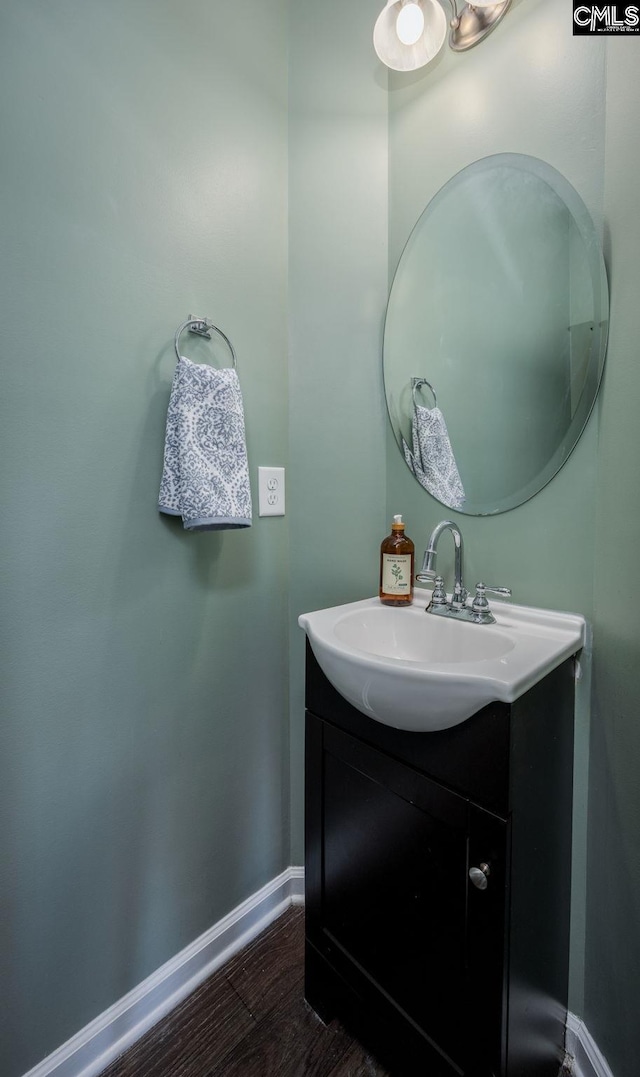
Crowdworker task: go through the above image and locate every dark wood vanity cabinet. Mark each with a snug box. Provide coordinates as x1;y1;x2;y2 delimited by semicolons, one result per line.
304;643;576;1077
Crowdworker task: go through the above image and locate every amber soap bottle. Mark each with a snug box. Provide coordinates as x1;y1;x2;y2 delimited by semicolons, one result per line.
379;515;414;606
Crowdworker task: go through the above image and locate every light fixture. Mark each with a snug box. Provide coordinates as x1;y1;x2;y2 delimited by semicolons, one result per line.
396;3;425;45
373;0;512;72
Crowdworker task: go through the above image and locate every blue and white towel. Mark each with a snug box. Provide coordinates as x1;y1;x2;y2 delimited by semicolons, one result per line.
402;404;465;510
158;356;252;530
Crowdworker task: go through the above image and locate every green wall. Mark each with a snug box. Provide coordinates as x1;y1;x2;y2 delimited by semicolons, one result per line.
587;42;640;1077
386;2;639;1074
287;0;389;863
0;3;289;1074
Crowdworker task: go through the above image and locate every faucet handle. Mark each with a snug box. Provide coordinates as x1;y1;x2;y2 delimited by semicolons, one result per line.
479;584;512;599
471;582;512;624
429;575;448;607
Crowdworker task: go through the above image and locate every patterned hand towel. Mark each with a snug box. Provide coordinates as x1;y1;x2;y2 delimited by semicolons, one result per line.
159;356;252;530
402;404;465;510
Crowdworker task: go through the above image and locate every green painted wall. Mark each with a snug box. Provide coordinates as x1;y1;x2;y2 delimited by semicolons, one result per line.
387;2;640;1074
587;42;640;1077
287;0;389;863
0;2;289;1074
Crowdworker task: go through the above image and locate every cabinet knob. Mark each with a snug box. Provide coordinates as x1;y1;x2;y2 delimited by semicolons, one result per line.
469;862;491;890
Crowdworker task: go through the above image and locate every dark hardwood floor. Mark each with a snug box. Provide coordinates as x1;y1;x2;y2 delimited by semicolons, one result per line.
101;906;391;1077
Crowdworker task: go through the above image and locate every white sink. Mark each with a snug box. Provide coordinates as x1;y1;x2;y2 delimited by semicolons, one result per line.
299;590;585;732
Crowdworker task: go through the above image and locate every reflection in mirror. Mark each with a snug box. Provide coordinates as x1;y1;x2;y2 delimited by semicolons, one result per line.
402;378;466;508
384;154;609;515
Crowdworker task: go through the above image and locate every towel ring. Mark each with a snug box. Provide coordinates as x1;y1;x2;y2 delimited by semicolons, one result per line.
174;316;237;369
412;377;437;408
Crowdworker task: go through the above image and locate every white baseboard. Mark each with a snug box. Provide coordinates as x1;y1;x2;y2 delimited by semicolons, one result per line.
23;866;305;1077
25;886;621;1077
566;1013;615;1077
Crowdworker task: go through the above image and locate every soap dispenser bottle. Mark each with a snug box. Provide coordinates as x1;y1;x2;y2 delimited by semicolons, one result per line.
379;515;414;606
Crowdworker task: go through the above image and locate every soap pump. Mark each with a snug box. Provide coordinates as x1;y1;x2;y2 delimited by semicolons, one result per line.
379;515;414;607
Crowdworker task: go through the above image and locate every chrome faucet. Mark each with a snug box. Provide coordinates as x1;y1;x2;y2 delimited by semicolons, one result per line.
416;520;512;623
416;520;468;611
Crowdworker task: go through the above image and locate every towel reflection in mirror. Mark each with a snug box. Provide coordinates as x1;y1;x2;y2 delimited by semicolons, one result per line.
401;378;466;510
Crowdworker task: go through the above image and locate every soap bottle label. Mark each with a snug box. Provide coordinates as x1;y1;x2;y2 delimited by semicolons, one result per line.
381;554;412;595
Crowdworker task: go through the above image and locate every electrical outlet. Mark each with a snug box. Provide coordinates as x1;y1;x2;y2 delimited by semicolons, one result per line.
258;467;285;517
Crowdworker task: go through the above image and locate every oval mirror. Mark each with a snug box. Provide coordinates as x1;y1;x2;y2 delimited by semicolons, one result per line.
383;154;609;515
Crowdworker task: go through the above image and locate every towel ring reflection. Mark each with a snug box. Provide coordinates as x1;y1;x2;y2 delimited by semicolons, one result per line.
412;377;437;408
174;316;237;369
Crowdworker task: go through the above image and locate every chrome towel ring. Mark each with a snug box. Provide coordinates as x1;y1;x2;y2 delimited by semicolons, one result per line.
174;315;237;369
411;377;437;408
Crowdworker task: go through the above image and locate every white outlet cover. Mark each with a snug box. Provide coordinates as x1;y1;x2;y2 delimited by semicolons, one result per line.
258;467;285;517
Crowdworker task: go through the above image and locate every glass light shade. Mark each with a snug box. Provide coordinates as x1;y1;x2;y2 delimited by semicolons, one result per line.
462;0;500;6
373;0;447;72
396;3;425;45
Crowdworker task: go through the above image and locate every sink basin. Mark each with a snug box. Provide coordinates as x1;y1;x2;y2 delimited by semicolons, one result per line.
299;590;586;731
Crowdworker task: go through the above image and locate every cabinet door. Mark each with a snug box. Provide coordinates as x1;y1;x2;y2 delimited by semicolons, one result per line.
467;804;509;1077
308;718;475;1074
